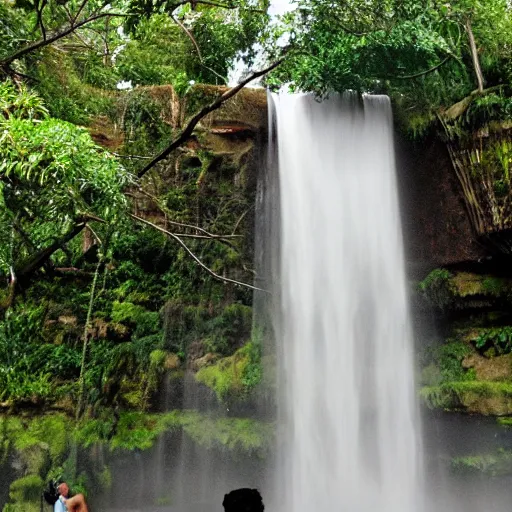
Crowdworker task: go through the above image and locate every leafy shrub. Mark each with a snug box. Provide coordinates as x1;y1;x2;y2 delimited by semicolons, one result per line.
472;327;512;355
0;370;53;405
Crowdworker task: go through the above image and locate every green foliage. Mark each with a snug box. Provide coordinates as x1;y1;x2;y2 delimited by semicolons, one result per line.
0;0;31;60
420;341;474;386
33;49;117;124
0;407;272;511
180;411;273;455
115;14;192;87
464;94;512;130
108;411;180;450
472;327;512;355
497;417;512;428
111;301;149;324
418;269;454;308
123;1;268;86
266;0;512;133
0;81;130;283
7;475;44;504
195;341;262;401
0;305;81;404
74;409;273;453
482;276;510;296
164;302;252;356
438;342;474;382
119;88;174;159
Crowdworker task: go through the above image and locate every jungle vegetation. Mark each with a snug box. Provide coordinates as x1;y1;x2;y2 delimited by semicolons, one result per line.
0;0;512;505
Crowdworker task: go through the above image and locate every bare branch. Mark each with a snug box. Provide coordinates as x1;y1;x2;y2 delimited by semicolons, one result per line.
231;206;252;235
137;58;284;179
465;18;484;93
179;0;264;11
133;187;242;240
130;214;268;292
395;55;452;80
85;223;103;245
112;152;152;160
172;15;202;60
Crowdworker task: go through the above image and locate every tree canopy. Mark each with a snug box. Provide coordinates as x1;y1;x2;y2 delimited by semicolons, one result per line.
266;0;512;125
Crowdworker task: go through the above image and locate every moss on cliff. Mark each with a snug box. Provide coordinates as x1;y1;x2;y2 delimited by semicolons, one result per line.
195;341;262;402
420;381;512;415
418;269;512;309
451;449;512;476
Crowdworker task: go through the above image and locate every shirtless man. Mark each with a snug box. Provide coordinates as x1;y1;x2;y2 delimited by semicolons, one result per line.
54;482;89;512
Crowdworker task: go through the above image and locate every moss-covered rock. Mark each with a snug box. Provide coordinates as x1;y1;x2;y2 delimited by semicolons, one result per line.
462;353;512;381
418;269;512;309
420;381;512;415
195;342;262;402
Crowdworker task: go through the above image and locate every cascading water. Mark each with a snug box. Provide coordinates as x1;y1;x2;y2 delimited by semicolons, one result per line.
270;93;423;512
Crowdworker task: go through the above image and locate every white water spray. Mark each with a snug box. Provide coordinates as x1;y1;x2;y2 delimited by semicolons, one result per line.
271;93;422;512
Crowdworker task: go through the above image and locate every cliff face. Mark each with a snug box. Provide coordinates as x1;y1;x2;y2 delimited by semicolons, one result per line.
397;135;485;273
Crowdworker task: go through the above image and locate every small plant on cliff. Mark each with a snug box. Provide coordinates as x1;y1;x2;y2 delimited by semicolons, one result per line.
419;340;474;388
472;327;512;356
418;269;454;309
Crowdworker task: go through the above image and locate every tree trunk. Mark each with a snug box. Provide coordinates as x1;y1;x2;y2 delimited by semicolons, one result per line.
15;219;88;285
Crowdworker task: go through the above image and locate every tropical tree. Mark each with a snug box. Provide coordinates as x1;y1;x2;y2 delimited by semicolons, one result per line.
267;0;512;242
0;80;131;308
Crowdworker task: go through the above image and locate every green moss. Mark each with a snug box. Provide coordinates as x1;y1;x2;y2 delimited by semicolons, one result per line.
497;417;512;427
8;475;44;503
451;450;512;476
195;341;262;401
34;48;116;125
420;381;512;414
108;411;181;450
482;277;510;295
418;270;512;309
111;301;148;324
118;88;174;159
418;269;454;308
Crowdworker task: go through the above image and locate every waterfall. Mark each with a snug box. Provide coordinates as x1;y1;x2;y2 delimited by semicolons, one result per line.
270;93;423;512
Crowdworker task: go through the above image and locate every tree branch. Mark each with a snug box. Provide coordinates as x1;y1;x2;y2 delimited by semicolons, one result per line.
132;187;241;240
15;219;88;284
130;214;267;292
395;55;452;80
137;58;284;179
172;15;202;60
112;152;152;160
73;0;90;24
1;11;130;67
